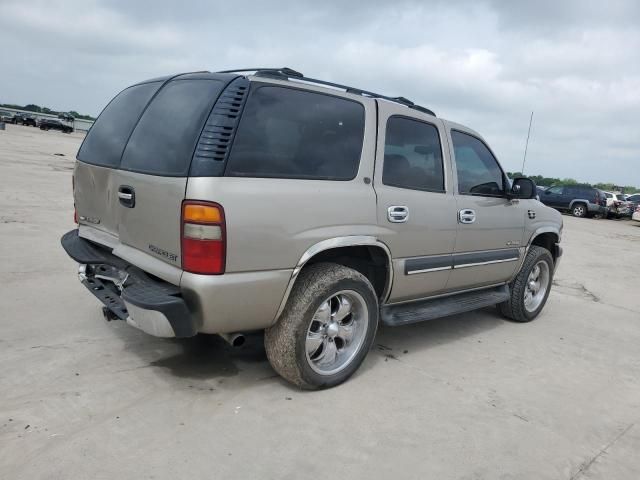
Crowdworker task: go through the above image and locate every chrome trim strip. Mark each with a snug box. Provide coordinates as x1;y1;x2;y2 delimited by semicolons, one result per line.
407;266;452;275
453;257;520;269
273;236;394;322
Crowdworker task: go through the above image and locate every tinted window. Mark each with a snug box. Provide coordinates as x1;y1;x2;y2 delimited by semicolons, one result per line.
77;82;161;167
451;131;505;196
383;117;444;192
120;79;224;176
226;86;364;180
546;186;564;194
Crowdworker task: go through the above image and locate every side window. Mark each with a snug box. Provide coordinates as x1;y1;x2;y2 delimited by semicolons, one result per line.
77;82;161;168
451;131;505;196
120;79;225;176
226;86;365;180
383;117;445;192
546;186;564;195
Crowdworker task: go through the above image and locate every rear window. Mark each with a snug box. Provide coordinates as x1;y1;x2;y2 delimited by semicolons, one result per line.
77;82;161;168
225;86;365;180
120;79;224;176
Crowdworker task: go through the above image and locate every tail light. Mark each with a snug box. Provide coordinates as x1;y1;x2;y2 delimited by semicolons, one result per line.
181;201;226;274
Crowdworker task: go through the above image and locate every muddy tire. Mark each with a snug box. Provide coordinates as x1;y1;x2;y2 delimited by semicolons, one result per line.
499;246;554;322
265;262;378;389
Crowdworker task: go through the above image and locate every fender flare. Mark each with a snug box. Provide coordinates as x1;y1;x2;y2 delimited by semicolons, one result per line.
568;199;590;210
273;236;393;322
509;227;561;282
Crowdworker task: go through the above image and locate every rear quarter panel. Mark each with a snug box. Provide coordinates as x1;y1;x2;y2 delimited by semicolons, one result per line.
184;92;380;273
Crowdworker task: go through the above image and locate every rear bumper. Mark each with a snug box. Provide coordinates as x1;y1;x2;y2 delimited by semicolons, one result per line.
587;203;607;214
61;229;197;338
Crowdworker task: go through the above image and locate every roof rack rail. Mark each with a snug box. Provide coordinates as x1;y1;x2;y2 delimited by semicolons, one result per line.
217;67;436;117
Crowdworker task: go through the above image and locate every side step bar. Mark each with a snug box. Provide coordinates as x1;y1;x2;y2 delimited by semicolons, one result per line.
381;285;510;327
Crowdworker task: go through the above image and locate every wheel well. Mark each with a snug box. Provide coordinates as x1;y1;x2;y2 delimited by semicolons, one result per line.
530;232;558;262
304;245;390;299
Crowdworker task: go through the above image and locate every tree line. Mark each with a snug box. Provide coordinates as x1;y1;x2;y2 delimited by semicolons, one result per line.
0;103;95;121
507;172;639;194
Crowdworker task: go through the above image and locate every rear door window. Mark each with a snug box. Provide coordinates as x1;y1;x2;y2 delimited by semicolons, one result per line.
77;82;161;168
226;86;365;180
120;79;224;176
383;116;444;192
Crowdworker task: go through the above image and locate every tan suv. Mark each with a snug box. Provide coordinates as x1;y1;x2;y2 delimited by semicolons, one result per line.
61;68;563;389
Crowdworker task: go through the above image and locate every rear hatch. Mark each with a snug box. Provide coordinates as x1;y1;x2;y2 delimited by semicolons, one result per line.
74;73;236;274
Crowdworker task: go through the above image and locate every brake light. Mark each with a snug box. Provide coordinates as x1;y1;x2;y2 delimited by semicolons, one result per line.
181;201;225;274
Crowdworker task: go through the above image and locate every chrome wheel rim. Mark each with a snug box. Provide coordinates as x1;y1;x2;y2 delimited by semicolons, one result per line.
305;290;369;375
524;260;550;313
574;206;585;216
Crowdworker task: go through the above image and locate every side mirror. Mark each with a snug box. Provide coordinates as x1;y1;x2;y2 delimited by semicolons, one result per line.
510;177;536;199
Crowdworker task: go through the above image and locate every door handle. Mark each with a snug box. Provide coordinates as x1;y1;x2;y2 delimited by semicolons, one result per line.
118;185;135;208
388;206;409;223
458;209;476;224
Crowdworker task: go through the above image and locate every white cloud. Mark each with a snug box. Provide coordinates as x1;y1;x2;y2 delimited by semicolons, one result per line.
0;0;638;185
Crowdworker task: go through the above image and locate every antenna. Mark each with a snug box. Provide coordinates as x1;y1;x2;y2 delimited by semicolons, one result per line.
521;111;534;174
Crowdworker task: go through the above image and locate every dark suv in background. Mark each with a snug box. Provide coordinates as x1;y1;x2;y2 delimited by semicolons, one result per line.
12;113;38;126
39;118;73;133
540;184;607;218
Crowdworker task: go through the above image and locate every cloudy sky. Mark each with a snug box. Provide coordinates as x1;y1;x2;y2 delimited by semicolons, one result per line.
1;0;638;185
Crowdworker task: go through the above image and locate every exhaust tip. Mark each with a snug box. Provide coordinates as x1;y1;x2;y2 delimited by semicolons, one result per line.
219;332;245;347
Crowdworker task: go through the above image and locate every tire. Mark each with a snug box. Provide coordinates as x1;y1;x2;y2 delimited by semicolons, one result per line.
499;246;554;322
572;203;587;218
265;262;379;389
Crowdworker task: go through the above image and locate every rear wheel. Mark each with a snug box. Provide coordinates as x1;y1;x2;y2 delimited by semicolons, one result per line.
499;246;554;322
265;262;378;389
572;203;587;218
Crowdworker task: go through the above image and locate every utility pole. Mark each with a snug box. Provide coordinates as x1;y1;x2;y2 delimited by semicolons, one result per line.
521;111;534;174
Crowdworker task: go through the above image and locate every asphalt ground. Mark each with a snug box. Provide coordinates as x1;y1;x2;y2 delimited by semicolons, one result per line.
1;123;639;479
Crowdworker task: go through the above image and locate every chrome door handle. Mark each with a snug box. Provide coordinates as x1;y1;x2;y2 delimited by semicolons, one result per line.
458;209;476;224
118;185;135;208
388;206;409;223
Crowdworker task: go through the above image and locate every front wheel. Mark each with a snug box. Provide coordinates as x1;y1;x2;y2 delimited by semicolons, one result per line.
265;262;379;389
499;246;554;322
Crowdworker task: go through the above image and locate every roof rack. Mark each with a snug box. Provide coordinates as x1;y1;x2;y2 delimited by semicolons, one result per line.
217;67;436;117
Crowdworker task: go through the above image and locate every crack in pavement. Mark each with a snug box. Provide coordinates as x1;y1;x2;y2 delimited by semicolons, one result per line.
569;423;635;480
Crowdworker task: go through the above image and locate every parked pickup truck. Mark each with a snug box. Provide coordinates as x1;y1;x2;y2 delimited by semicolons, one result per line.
61;68;563;389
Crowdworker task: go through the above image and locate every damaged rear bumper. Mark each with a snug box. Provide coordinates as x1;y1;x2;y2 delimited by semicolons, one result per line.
61;229;197;338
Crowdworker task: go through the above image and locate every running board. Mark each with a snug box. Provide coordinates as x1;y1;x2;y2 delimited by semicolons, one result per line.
381;285;510;327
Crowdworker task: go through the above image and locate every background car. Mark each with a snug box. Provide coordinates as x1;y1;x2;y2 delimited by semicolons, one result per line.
0;110;13;122
607;192;633;218
39;118;73;133
633;204;640;223
625;193;640;212
539;184;607;218
12;113;38;126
